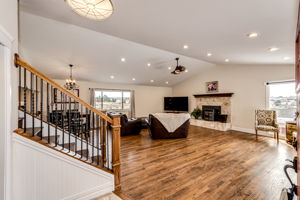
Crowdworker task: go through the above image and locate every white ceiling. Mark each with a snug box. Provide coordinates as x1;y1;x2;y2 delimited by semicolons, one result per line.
19;12;214;86
20;0;299;64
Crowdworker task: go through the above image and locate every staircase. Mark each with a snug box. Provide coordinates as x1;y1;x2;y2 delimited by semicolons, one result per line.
14;54;122;191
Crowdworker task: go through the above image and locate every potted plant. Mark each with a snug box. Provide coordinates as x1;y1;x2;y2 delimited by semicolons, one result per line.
191;107;202;119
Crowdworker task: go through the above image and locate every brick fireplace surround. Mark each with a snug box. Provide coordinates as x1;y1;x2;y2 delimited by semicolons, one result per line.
191;93;234;131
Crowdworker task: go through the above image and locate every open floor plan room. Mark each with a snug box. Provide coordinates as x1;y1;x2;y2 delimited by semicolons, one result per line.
1;0;300;200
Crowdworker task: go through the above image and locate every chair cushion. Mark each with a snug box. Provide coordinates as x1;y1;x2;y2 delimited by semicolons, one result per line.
256;125;278;132
256;110;275;126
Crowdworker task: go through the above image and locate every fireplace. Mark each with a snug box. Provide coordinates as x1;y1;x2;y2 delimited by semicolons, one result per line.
202;105;221;121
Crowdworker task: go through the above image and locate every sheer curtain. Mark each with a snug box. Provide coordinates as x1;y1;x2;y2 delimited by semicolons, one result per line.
130;90;136;118
89;88;95;107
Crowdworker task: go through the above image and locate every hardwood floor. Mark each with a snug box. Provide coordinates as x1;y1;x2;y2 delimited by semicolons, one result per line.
118;125;296;200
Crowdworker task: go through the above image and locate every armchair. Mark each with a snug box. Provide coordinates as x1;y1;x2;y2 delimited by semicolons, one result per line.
255;110;279;141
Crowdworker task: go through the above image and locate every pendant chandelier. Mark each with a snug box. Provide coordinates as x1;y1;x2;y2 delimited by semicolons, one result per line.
65;0;114;21
64;64;79;90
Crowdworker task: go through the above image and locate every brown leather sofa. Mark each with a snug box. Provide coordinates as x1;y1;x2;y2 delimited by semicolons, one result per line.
108;112;143;136
147;114;190;139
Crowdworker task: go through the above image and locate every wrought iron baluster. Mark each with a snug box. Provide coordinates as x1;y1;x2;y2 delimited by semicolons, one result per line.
40;79;43;140
31;73;34;136
75;102;78;155
96;115;100;166
62;93;65;150
36;76;38;117
23;68;27;131
101;117;106;167
86;107;89;161
68;96;71;153
92;112;95;163
18;66;21;110
47;83;50;143
54;87;58;147
80;105;83;159
106;122;110;169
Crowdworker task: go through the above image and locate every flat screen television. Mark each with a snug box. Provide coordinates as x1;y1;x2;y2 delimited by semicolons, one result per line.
164;97;189;112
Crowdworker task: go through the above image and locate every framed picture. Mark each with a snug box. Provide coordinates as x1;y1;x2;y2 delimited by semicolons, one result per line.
53;88;79;103
206;81;218;93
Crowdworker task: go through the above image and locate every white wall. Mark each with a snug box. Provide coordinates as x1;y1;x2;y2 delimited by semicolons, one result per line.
172;64;295;132
55;80;172;117
12;134;114;200
0;1;18;200
0;0;18;51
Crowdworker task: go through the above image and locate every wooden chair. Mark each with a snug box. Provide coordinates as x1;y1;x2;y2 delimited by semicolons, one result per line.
255;110;279;141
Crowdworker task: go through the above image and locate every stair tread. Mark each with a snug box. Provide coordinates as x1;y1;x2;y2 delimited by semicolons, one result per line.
24;127;42;135
91;155;103;165
76;149;89;157
59;142;76;151
42;135;60;144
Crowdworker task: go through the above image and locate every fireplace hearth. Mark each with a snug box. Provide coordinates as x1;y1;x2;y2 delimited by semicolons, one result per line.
202;105;221;121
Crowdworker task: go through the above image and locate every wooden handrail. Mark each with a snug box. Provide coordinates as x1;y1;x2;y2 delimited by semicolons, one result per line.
14;54;113;124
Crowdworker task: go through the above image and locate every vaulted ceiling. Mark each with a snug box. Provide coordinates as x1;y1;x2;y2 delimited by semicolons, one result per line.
19;0;298;86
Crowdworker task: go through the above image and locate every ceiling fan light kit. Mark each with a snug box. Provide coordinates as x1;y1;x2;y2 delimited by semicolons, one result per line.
65;0;114;20
171;57;186;75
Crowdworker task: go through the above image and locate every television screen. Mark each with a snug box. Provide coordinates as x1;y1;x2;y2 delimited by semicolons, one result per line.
164;97;189;112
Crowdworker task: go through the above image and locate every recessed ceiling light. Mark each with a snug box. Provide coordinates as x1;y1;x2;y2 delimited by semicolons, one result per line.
165;81;169;84
268;47;279;52
132;78;136;81
207;53;212;57
225;59;230;62
183;45;189;49
247;32;259;38
168;67;172;70
283;56;291;60
147;63;151;67
185;69;188;72
121;58;126;62
150;80;154;83
110;75;115;79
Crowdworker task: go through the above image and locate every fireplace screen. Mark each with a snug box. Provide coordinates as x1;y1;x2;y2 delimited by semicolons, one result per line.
202;105;221;121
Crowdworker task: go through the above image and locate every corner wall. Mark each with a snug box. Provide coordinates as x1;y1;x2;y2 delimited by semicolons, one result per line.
172;64;294;132
0;1;18;200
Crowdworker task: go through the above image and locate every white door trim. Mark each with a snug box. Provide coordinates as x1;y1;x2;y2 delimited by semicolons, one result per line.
0;25;14;49
0;24;14;200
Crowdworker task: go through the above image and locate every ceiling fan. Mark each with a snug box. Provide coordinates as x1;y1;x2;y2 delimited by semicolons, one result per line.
171;57;186;75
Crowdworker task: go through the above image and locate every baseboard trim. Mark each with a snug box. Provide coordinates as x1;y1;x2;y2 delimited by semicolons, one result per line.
231;126;255;134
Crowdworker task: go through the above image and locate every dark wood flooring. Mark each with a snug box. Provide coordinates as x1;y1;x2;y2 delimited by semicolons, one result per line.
118;125;296;200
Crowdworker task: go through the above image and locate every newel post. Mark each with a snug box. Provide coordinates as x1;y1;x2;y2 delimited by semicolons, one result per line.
111;114;121;191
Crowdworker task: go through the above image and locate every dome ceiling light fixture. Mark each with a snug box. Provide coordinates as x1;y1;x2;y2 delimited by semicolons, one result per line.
65;0;114;21
171;57;186;75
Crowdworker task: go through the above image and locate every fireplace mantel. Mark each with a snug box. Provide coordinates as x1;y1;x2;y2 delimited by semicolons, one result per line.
193;93;234;98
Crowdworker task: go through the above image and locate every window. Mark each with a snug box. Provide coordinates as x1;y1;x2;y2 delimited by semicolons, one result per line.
267;81;296;123
93;89;133;114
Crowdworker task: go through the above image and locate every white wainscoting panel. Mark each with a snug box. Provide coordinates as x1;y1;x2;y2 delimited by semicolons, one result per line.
12;134;114;200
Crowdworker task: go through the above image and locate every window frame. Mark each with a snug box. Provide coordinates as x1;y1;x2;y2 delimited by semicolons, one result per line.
265;79;296;122
93;88;132;112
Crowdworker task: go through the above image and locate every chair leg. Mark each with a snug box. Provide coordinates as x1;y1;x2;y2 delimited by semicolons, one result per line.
255;129;258;140
277;131;279;142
